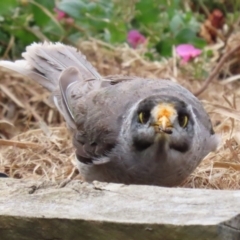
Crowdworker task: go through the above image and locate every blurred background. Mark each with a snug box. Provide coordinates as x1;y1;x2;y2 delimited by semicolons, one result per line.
0;0;238;59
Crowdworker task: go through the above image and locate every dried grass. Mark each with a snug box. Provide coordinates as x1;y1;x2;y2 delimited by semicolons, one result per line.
1;38;240;189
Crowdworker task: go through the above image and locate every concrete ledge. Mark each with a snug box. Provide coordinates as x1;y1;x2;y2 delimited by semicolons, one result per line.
0;179;239;240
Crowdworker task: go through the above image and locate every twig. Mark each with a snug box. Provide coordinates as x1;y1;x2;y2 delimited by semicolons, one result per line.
198;0;211;17
194;44;240;96
2;35;15;59
0;139;42;149
0;84;25;108
213;162;240;171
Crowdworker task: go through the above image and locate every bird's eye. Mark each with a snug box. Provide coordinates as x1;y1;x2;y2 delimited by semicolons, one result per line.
138;111;150;124
178;113;189;128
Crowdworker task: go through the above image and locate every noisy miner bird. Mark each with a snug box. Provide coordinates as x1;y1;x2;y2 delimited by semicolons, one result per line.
0;42;219;186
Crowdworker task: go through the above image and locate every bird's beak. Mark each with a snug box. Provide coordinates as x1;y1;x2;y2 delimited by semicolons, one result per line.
154;115;173;134
152;103;176;134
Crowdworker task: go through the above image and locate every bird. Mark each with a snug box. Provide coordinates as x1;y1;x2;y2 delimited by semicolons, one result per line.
0;42;219;187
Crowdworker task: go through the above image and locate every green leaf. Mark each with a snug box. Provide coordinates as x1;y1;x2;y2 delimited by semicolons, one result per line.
30;0;55;27
175;28;196;42
135;0;160;25
0;0;17;15
105;22;127;43
144;51;154;61
29;0;64;33
175;28;206;48
58;0;85;19
0;30;8;40
155;39;175;57
205;49;213;58
13;28;37;44
169;14;184;33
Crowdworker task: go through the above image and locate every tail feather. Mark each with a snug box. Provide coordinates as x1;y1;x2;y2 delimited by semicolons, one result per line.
0;59;56;91
23;42;101;81
0;41;102;92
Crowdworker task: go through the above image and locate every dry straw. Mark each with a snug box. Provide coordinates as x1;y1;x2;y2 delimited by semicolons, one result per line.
1;38;240;189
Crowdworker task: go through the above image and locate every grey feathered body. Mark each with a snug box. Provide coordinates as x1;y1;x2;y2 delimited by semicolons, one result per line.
73;78;216;186
0;42;218;186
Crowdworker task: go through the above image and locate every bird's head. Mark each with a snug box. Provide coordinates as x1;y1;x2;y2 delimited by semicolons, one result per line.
120;94;218;186
130;95;195;153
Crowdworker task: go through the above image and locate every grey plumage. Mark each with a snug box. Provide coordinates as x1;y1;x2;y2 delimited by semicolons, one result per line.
0;42;219;186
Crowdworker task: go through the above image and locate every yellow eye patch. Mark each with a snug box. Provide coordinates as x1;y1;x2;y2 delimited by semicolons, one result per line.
138;111;150;124
178;114;188;128
139;112;144;124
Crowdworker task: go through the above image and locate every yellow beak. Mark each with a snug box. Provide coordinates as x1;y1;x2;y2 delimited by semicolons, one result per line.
151;103;176;134
154;115;173;134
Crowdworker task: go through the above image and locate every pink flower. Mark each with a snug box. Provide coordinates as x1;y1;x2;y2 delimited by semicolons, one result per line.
176;44;202;62
54;8;67;20
127;30;146;48
54;8;74;25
